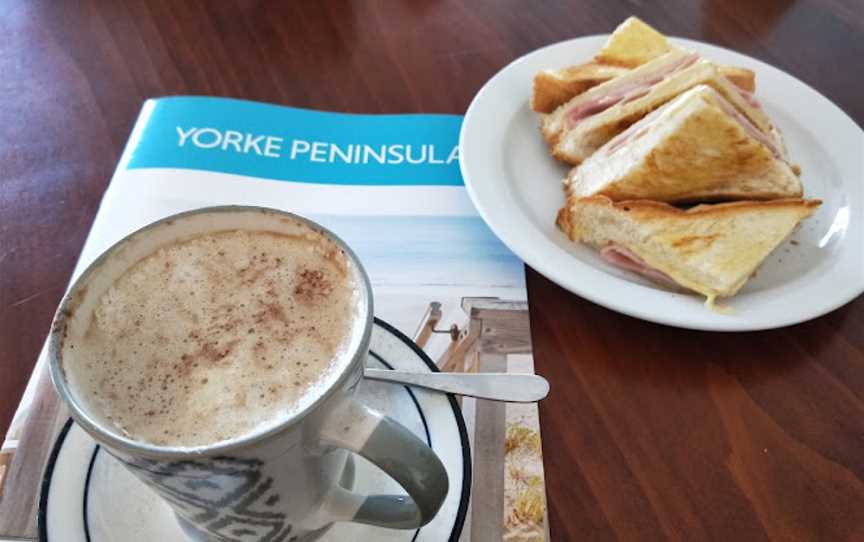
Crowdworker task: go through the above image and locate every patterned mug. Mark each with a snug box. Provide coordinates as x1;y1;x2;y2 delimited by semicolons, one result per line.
48;207;449;541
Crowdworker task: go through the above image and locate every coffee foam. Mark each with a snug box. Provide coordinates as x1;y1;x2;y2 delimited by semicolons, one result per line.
63;229;360;447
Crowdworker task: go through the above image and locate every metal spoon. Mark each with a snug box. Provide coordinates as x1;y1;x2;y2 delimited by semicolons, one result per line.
363;368;549;403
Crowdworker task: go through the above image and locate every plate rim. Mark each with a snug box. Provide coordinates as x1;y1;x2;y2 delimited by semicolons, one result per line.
460;34;864;331
38;317;472;542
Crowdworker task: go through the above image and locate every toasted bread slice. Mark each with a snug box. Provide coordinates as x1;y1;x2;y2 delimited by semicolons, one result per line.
532;63;755;113
531;63;629;113
720;66;755;93
544;51;783;166
595;16;671;68
556;196;820;300
565;85;801;203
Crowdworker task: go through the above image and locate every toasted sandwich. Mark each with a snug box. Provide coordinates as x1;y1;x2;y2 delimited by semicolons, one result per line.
555;196;820;304
542;49;782;166
531;16;755;113
564;85;801;203
532;63;629;114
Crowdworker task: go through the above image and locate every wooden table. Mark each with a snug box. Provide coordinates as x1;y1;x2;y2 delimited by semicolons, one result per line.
1;1;862;539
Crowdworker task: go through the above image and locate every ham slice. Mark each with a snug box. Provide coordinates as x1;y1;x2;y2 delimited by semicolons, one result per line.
605;125;650;156
600;244;681;288
566;53;699;127
737;88;761;109
603;99;670;155
566;94;628;126
712;90;780;158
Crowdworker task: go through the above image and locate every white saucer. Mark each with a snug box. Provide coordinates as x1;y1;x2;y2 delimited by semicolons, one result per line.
39;319;470;542
460;35;864;331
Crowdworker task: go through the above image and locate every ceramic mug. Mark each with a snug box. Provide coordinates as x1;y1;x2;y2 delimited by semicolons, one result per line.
48;207;449;542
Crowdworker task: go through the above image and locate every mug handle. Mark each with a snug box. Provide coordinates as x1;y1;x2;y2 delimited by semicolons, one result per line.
316;398;449;529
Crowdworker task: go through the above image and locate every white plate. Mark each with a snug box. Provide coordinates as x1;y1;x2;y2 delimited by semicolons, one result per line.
39;319;470;542
460;35;864;331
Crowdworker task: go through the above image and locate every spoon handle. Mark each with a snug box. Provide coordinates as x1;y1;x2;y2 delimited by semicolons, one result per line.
363;368;549;403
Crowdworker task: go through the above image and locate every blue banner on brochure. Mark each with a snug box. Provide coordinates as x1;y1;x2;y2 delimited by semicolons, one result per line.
123;97;464;186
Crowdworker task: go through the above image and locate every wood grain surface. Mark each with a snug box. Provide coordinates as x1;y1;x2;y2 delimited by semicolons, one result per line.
1;1;862;540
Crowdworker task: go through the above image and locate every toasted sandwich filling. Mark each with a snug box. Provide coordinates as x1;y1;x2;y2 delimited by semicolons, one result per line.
736;87;761;109
602;98;670;155
566;53;699;128
600;244;680;289
710;89;779;157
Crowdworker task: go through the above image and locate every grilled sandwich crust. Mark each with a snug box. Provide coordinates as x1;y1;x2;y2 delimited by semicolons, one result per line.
559;196;819;223
556;196;821;298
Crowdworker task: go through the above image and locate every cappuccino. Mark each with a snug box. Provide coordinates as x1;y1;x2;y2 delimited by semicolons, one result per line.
64;228;360;447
